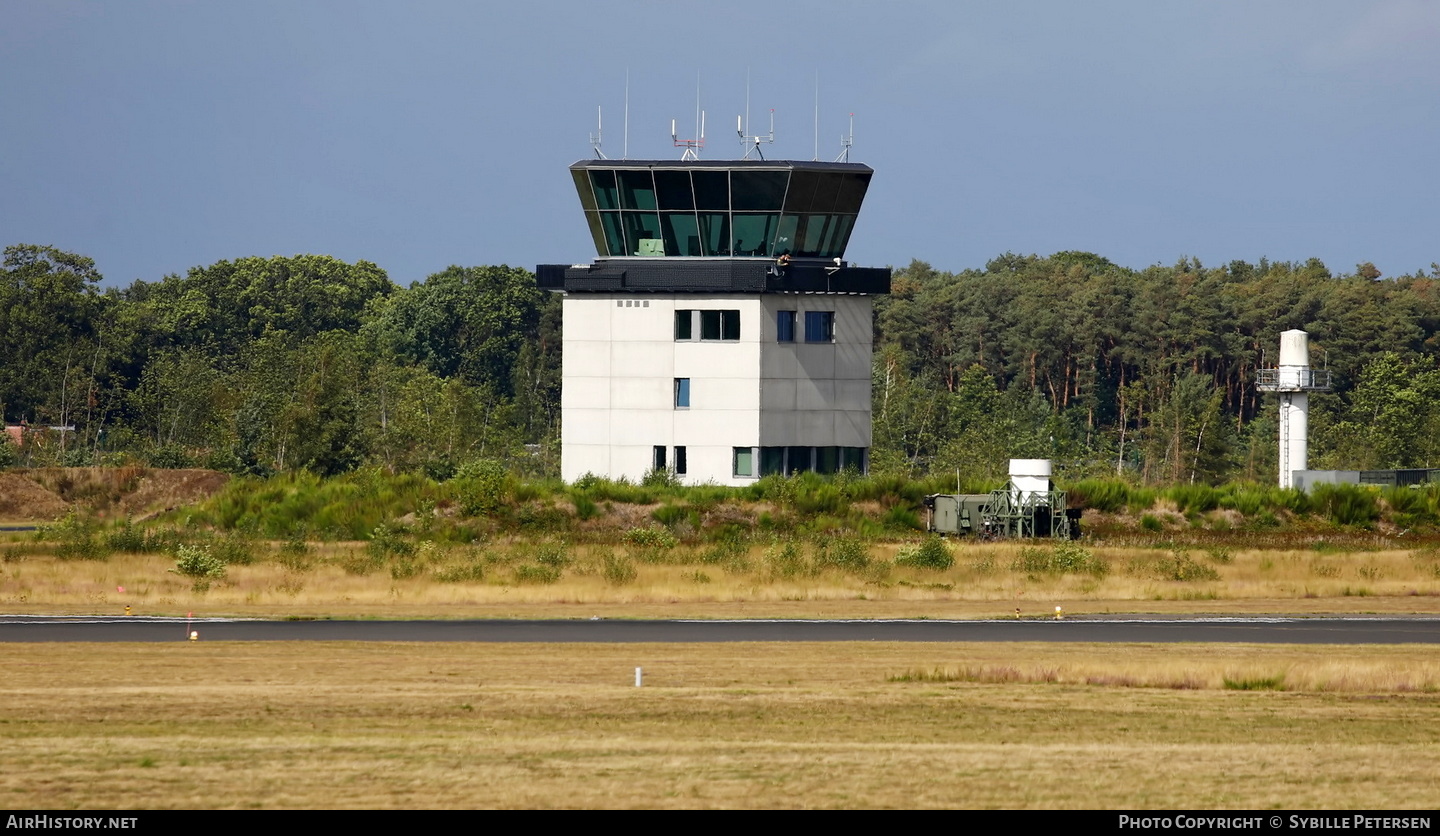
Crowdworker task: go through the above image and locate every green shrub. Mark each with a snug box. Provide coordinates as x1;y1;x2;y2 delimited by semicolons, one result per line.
601;552;638;586
434;560;486;583
1154;548;1220;582
1310;483;1380;528
762;539;808;579
816;537;871;572
173;544;226;580
367;523;415;559
1012;542;1107;577
621;527;678;549
572;494;599;520
455;459;508;517
42;512;109;561
895;535;953;571
1139;514;1163;532
513;564;561;584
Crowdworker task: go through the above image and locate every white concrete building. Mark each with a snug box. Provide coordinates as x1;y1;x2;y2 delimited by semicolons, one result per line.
539;159;890;485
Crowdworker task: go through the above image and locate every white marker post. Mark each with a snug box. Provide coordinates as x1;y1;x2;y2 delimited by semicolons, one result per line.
635;667;643;687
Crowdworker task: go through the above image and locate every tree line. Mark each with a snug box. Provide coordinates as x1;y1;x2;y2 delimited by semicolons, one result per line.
5;242;1440;484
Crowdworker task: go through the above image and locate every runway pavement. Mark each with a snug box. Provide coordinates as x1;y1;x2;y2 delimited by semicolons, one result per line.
2;615;1439;643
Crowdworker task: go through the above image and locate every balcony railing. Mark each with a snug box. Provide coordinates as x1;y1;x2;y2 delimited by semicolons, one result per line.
1256;367;1331;391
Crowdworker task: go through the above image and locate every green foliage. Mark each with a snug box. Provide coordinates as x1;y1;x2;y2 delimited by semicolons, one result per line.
895;535;953;571
815;537;871;572
1310;483;1380;528
1153;548;1221;582
172;544;226;580
367;523;415;559
513;564;561;584
1139;514;1163;532
601;552;638;586
621;527;678;549
455;459;508;517
40;512;109;561
762;539;808;579
1012;542;1107;577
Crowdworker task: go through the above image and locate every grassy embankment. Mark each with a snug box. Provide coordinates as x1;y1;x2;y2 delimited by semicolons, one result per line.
5;470;1440;617
3;641;1439;809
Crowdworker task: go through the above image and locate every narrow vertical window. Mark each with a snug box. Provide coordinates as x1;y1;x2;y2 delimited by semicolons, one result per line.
674;378;690;408
675;310;693;340
674;446;687;475
653;445;666;472
721;309;740;340
777;310;796;342
700;310;721;340
805;311;834;343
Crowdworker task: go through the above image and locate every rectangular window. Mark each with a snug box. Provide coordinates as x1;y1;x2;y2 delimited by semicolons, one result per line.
760;447;785;476
787;446;812;474
777;310;795;342
722;309;740;340
733;447;755;477
674;378;690;408
674;446;687;475
805;311;834;343
700;310;721;340
653;445;666;472
677;310;740;341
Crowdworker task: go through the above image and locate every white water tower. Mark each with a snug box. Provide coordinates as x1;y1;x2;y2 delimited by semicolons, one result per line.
1256;330;1330;488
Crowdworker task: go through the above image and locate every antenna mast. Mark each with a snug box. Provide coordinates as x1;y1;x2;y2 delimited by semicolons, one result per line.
672;113;706;160
834;112;854;163
589;106;607;159
738;108;775;161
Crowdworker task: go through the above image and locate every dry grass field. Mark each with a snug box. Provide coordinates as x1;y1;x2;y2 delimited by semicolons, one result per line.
2;536;1439;619
3;641;1439;809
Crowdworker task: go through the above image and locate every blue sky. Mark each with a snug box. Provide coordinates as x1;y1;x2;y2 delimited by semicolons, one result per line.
5;0;1439;287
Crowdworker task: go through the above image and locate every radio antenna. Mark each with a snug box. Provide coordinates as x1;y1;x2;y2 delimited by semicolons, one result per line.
589;106;607;159
672;75;706;160
833;112;853;163
738;108;774;160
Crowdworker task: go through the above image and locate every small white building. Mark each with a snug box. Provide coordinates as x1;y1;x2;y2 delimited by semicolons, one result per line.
539;159;890;486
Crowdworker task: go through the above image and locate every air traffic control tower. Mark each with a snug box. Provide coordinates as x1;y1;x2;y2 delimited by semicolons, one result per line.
537;158;891;485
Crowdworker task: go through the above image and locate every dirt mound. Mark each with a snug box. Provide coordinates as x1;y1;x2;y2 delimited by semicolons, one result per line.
0;473;70;521
118;469;231;518
1;468;230;521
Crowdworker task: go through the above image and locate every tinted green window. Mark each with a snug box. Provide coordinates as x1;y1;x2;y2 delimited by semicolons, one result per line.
834;172;870;214
692;171;729;210
760;447;784;476
699;213;730;256
809;173;844;214
599;212;625;256
662;212;701;256
590;170;619;210
816;447;839;475
773;214;800;256
618;170;657;210
734;447;754;478
623;212;662;255
654;170;695;210
783;170;822;213
730;170;789;211
732;214;778;256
